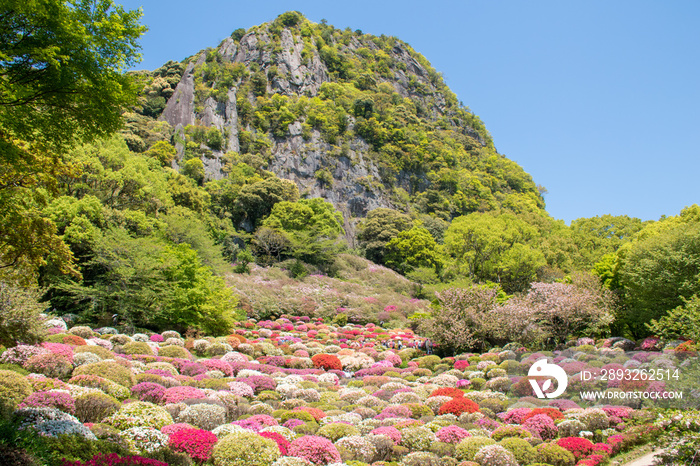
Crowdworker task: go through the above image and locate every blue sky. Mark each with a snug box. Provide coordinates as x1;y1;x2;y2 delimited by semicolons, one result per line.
118;0;700;223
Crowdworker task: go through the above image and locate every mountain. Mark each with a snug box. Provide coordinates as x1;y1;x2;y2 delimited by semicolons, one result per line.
123;11;545;238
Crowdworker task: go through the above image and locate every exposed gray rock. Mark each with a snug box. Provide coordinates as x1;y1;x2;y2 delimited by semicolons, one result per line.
161;62;195;127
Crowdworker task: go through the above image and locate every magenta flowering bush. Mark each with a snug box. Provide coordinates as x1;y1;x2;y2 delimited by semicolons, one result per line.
19;390;75;414
168;428;218;462
370;426;402;445
498;407;532;424
131;382;166;403
242;375;277;393
41;342;74;362
162;385;206;403
160;423;195;435
260;431;290;455
523;413;558;440
150;334;164;343
436;425;471;444
288;435;341;465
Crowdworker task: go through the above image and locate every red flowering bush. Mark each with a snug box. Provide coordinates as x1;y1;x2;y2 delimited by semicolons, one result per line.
61;453;167;465
556;436;594;459
294;406;326;421
259;431;290;455
438;397;480;416
168;428;217;462
521;407;564;423
288;435;341;465
311;354;342;371
430;387;464;398
454;360;470;370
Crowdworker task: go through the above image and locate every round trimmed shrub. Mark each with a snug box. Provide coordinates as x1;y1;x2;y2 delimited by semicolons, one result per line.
169;428;218;462
535;442;576;466
0;369;33;412
288;435;341;465
178;403;227;431
473;444;519;466
399;426;437;451
121;341;154;356
499;437;537;465
490;425;532;442
19;390;74;414
74;392;121;423
336;435;377;463
438;397;480;416
24;353;72;379
311;354;342;371
106;401;174;431
455;437;496;462
213;431;280;466
72;361;136;388
317;422;360;442
74;345;114;360
399;451;441;466
158;345;192;359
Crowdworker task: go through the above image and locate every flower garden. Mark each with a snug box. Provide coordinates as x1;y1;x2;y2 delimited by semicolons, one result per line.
1;316;698;466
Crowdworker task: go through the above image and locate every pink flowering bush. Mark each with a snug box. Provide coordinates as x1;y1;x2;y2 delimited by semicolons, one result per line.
0;344;49;365
523;414;558;440
24;353;73;379
19;390;75;414
288;435;342;465
131;382;166;404
41;342;74;362
370;426;402;444
162;386;206;403
436;425;471;444
168;428;218;462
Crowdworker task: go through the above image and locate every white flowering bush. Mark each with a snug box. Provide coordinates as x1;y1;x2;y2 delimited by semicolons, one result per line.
399;426;436;451
119;426;169;454
474;444;519;466
335;435;377;463
399;451;441;466
212;423;247;437
178;402;227;430
35;419;97;440
105;401;173;430
73;351;102;367
271;457;313;466
213;431;280;466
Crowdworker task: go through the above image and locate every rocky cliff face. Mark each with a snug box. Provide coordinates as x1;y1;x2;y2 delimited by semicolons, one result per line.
147;12;542;238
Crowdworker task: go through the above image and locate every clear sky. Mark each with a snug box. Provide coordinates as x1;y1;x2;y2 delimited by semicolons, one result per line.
117;0;700;224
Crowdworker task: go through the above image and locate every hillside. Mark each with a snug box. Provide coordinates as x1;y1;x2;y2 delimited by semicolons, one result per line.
123;11;545;238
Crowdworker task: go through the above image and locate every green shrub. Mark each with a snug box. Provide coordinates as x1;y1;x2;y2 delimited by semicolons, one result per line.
455;437;496;462
74;392;121;423
42;434;128;464
212;431;280;466
72;361;136;388
159;345;192;359
0;284;46;347
0;369;33;414
121;341;154;356
105;401;174;431
535;443;575;466
318;422;360;442
74;345;114;360
499;437;537;465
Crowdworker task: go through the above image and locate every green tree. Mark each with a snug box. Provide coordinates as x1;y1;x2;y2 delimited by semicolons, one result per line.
357;208;411;265
181;158;205;185
612;215;700;337
0;0;145;281
145;141;177;166
443;212;545;292
232;177;299;230
261;198;345;269
384;226;442;274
